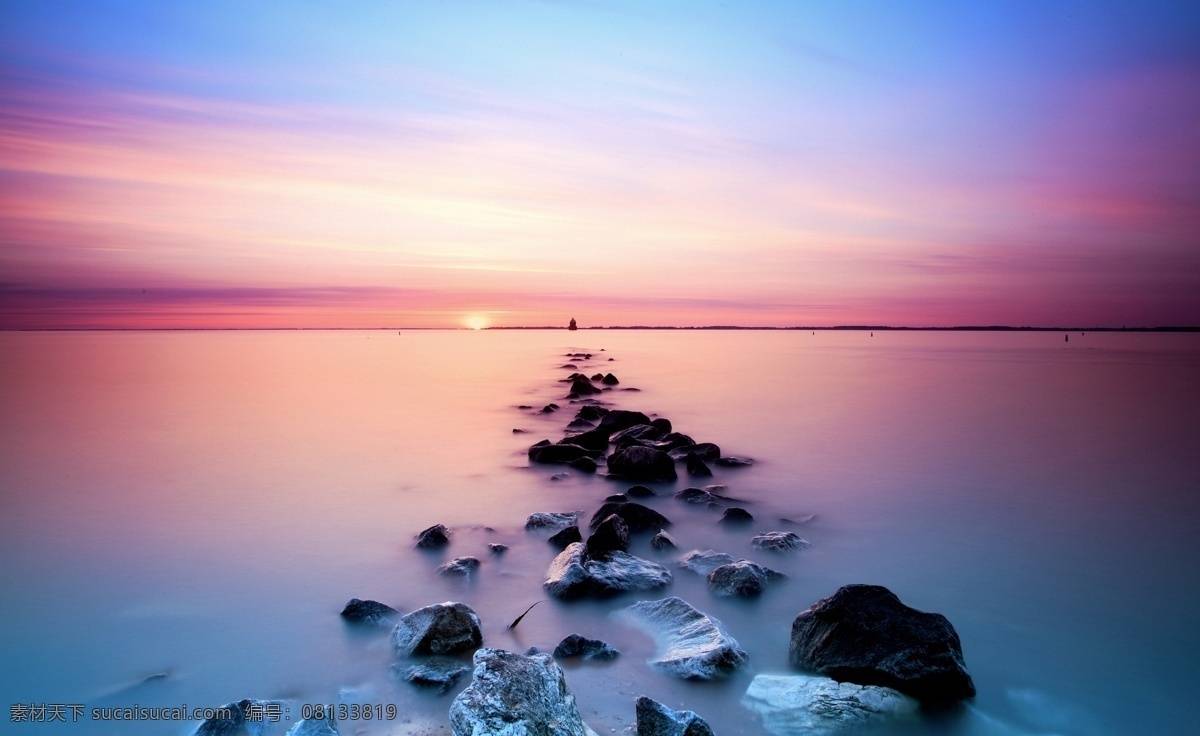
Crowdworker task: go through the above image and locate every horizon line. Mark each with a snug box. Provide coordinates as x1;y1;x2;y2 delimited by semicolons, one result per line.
2;325;1197;333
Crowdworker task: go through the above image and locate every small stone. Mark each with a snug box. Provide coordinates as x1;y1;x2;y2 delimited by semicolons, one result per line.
437;557;481;580
752;531;812;552
553;634;620;661
392;658;470;695
415;524;451;549
720;507;754;523
635;696;714;736
340;598;398;626
548;525;582;549
651;531;677;551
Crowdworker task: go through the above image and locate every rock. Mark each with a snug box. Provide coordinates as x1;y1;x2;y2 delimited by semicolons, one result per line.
488;543;509;555
568;456;597;473
548;525;583;549
193;699;291;736
513;428;527;434
561;364;577;369
627;485;655;498
585;514;630;558
415;524;451;549
607;446;677;481
569;377;603;396
529;442;593;464
525;512;578;533
597;409;652;435
550;472;570;481
565;418;595;431
449;648;596;736
591;373;604;381
685;454;712;477
649;417;672;434
286;713;338;736
715;456;753;467
541;404;558;413
611;424;663;443
553;634;620;661
518;405;534;410
604;493;628;502
340;598;398;626
719;507;754;523
622;596;748;680
651;531;677;550
656;432;695;450
391;602;483;656
437;556;481;580
674;488;724;505
575;405;609;422
740;674;918;736
601;373;619;385
678;550;735;576
635;696;714;736
752;532;811;552
392;658;471;694
707;560;784;598
689;443;721;462
561;428;610;452
544;543;672;598
789;584;976;703
588;502;671;532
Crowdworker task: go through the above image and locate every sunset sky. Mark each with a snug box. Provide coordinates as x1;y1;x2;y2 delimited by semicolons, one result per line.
2;1;1198;328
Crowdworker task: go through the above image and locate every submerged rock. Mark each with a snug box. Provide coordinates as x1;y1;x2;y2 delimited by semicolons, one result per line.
286;713;338;736
575;405;609;422
544;543;672;598
193;699;291;736
651;531;677;551
568;456;597;473
627;485;655;498
752;531;811;552
611;424;663;443
715;456;754;467
589;502;671;532
719;507;754;524
437;557;481;580
678;550;735;576
529;441;594;464
553;634;620;661
707;560;784;598
685;454;713;477
635;696;714;736
339;598;398;627
449;648;597;736
608;446;677;481
415;524;451;549
597;409;652;435
674;488;724;505
622;596;748;680
740;674;918;736
488;543;509;555
525;512;578;533
391;602;483;656
601;373;620;386
548;525;583;550
789;584;976;703
392;658;471;695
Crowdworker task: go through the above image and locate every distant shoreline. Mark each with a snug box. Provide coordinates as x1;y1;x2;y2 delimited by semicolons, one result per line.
2;325;1197;333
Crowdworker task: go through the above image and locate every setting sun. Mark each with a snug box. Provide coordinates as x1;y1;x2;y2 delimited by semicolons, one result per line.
465;315;488;330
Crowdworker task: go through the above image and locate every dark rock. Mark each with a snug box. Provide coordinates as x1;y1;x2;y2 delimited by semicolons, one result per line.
601;373;620;386
608;357;615;361
678;550;735;576
449;648;595;736
674;488;724;505
561;364;577;369
591;373;604;381
415;524;451;549
789;584;976;703
193;699;291;736
689;442;721;462
437;556;481;580
565;418;595;431
720;507;754;523
541;404;558;413
391;602;483;656
611;424;664;443
392;658;471;694
488;543;508;555
529;442;593;464
752;532;812;552
622;596;748;679
548;525;583;549
517;405;533;409
597;409;652;435
608;446;677;481
340;598;398;626
561;427;610;452
544;543;672;598
585;514;630;558
568;456;597;473
656;432;695;450
649;417;672;434
553;634;620;661
525;512;578;533
651;531;677;550
550;472;570;481
685;454;713;477
512;428;527;434
707;560;784;598
588;502;671;532
604;493;628;502
715;456;754;467
635;696;714;736
575;405;609;422
569;377;602;396
286;712;338;736
627;485;655;498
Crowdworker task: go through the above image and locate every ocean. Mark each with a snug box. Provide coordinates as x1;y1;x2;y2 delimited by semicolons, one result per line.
1;329;1198;736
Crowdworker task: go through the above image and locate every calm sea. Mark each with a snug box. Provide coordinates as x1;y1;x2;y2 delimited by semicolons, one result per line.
1;330;1198;736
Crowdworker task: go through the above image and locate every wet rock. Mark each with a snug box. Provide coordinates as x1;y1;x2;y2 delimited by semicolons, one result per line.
548;525;583;549
651;531;677;551
585;514;630;558
449;648;596;736
622;596;748;680
649;417;672;434
627;485;655;498
525;512;578;533
553;634;620;661
588;502;671;532
608;446;677;482
391;602;483;656
601;373;619;385
591;373;604;381
544;543;672;598
789;584;976;703
674;488;723;505
550;473;570;481
689;443;721;462
561;428;610;452
561;364;578;369
529;442;594;464
569;377;603;396
678;550;735;576
565;418;595;431
513;428;527;434
752;532;811;552
715;456;754;467
518;405;534;410
194;699;291;736
575;405;609;422
707;560;784;598
415;524;451;549
597;409;652;435
685;454;713;477
568;456;598;473
286;713;338;736
719;507;754;523
392;658;471;695
740;674;918;736
437;557;481;580
488;543;508;555
611;424;664;443
656;432;695;451
541;404;559;413
635;696;714;736
340;598;398;627
604;493;628;503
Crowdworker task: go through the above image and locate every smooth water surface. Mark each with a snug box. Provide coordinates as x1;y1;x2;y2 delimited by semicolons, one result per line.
2;330;1198;736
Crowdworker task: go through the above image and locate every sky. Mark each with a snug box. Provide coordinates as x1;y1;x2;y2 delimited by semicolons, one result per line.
1;0;1198;329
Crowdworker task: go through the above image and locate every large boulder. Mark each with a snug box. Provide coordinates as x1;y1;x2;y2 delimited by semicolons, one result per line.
597;410;652;435
569;376;603;396
391;602;483;656
193;699;291;736
392;658;471;695
575;405;609;422
449;648;597;736
339;598;398;627
635;696;714;736
707;560;784;598
789;585;975;703
622;596;748;680
525;512;578;533
684;454;712;477
611;424;663;443
751;532;811;552
588;502;670;532
544;543;672;599
553;634;619;661
678;550;734;576
740;674;918;736
585;514;630;558
608;446;677;481
548;525;583;549
562;428;611;452
529;441;595;464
